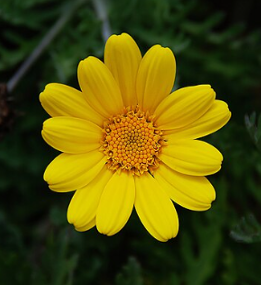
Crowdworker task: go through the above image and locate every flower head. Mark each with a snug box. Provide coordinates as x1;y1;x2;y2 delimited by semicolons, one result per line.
40;33;231;241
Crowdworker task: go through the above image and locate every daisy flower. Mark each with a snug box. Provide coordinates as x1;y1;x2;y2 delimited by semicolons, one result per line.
40;33;231;242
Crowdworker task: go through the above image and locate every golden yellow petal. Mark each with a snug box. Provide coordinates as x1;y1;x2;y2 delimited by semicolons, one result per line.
44;152;106;192
105;33;142;107
154;85;215;130
78;56;124;118
39;83;104;127
160;140;223;176
134;173;179;242
165;100;231;139
136;45;176;113
155;163;216;211
67;167;113;228
75;218;96;232
42;117;102;154
96;172;135;236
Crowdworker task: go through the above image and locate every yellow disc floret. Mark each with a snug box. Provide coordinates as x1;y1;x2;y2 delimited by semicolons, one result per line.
101;106;164;176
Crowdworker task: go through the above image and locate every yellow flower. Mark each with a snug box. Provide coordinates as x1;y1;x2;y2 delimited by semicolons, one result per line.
40;33;231;242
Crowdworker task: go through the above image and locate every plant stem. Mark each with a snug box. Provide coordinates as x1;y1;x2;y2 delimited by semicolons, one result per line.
92;0;112;42
7;0;86;93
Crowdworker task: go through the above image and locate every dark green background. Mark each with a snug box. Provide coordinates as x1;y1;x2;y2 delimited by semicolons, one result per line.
1;0;261;284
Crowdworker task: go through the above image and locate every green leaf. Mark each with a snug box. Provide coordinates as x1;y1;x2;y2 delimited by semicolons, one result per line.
230;214;261;243
115;257;143;285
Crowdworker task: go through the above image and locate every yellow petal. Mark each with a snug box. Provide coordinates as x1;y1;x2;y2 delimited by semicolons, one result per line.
165;100;231;139
105;33;142;107
134;173;179;242
160;140;223;176
136;45;176;113
39;83;104;127
96;172;135;236
154;85;216;130
155;163;216;211
44;151;106;192
67;167;113;228
78;56;124;118
75;218;96;232
42;117;102;154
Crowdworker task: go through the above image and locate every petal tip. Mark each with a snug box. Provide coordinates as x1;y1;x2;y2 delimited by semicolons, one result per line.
96;225;114;236
43;167;49;182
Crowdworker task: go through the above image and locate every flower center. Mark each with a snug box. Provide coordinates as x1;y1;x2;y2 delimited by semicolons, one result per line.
101;106;164;176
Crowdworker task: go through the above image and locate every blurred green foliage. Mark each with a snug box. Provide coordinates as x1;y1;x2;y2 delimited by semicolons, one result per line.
230;214;261;243
245;112;261;152
1;0;261;284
